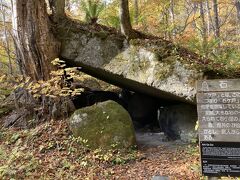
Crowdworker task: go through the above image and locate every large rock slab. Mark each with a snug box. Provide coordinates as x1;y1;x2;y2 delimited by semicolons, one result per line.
104;44;202;101
68;100;136;149
59;20;204;103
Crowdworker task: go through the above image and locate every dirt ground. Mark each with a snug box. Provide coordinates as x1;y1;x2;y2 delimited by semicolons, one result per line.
113;131;201;179
0;120;201;179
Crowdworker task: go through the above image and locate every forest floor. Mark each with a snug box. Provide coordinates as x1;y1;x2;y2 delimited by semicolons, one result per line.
0;119;202;179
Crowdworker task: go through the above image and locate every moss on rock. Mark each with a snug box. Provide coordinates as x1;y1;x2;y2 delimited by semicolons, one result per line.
68;100;136;149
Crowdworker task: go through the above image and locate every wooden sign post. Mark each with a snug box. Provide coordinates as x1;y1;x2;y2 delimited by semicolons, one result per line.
197;79;240;178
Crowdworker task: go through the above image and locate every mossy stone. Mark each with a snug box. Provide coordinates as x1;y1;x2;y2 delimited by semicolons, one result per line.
68;100;136;149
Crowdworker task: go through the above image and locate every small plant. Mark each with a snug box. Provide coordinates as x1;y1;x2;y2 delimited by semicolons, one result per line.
80;0;105;24
104;15;120;29
15;59;83;121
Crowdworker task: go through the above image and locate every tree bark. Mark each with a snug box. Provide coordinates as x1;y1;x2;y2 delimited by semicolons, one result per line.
134;0;139;25
200;2;208;56
192;2;198;32
205;0;212;36
235;0;240;39
49;0;66;22
235;0;240;23
1;0;13;74
12;0;60;80
119;0;134;38
199;3;207;40
213;0;220;39
169;0;175;40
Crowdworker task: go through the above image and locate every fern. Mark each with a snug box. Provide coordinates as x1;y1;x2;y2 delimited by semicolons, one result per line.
80;0;105;24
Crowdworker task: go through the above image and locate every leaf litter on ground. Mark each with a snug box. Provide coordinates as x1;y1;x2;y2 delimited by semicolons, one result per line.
0;119;201;179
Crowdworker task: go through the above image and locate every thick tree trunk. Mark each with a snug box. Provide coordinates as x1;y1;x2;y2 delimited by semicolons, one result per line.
12;0;60;80
119;0;133;38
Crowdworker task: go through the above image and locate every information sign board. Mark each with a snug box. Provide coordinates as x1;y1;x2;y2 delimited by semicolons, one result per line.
197;79;240;176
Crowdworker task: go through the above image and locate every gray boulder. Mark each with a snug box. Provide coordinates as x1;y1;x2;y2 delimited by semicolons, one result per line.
68;100;136;149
